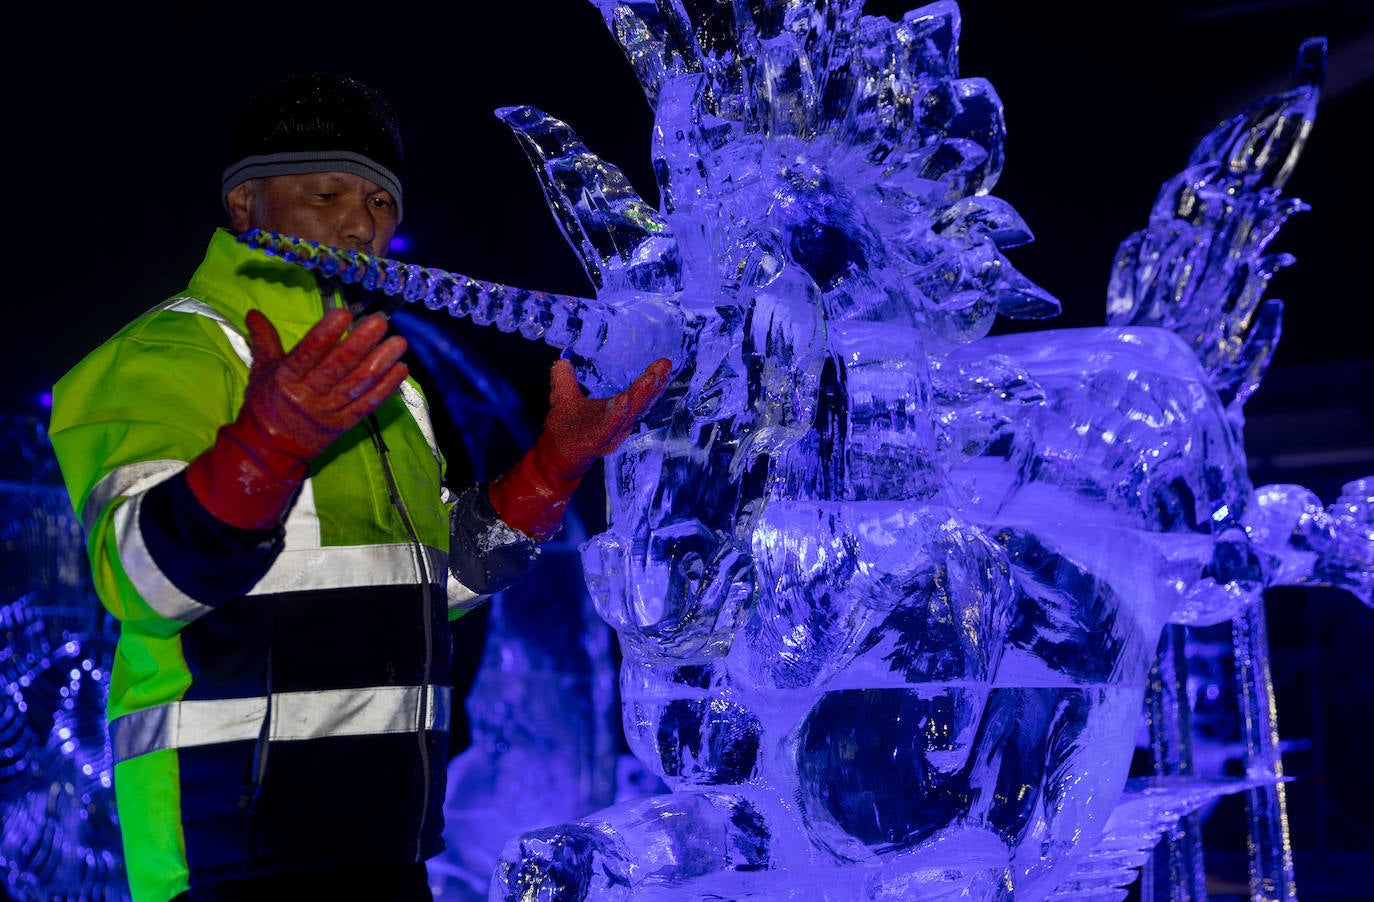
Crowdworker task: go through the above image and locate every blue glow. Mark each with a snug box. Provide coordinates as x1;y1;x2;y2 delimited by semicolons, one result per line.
7;4;1370;901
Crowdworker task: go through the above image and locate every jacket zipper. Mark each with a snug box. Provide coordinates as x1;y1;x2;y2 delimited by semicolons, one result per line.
365;413;436;860
329;283;437;857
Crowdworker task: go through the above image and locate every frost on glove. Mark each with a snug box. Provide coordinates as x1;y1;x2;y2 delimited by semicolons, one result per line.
185;308;409;530
488;357;671;540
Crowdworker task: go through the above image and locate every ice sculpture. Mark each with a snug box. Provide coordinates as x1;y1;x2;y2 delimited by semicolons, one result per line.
240;2;1374;898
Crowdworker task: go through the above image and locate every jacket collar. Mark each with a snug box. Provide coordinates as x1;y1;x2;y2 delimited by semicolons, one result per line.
185;229;339;339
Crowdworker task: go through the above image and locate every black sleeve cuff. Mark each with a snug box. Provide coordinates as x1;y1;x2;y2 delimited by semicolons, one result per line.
448;484;541;597
139;472;286;604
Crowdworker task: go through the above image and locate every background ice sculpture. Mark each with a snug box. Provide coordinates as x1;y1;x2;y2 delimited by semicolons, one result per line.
0;415;127;901
242;1;1372;899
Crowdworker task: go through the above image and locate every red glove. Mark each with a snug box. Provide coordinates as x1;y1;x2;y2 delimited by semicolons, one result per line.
488;357;672;540
186;308;409;530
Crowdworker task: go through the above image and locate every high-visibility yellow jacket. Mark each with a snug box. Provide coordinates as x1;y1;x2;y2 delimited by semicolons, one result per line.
49;228;538;902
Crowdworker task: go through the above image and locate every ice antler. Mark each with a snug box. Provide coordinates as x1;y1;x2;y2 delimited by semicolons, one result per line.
237;228;689;394
1106;37;1325;415
1103;37;1374;608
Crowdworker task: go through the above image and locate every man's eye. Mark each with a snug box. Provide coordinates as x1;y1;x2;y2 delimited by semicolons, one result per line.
370;196;395;210
314;193;337;201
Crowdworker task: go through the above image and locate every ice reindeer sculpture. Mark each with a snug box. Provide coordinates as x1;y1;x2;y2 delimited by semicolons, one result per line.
241;1;1373;898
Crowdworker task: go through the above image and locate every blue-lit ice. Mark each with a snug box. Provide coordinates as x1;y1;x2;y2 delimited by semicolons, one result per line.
240;2;1372;899
474;3;1368;897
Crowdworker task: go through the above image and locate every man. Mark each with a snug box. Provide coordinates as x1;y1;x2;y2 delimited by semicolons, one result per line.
47;73;670;902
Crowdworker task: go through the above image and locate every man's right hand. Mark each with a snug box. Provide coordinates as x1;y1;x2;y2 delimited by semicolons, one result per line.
186;308;409;530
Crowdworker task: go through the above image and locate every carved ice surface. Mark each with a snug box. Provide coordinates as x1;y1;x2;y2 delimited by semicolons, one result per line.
482;6;1365;900
239;4;1372;900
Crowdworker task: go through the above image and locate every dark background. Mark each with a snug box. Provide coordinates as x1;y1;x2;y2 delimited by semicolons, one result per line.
9;1;1373;898
10;1;1374;413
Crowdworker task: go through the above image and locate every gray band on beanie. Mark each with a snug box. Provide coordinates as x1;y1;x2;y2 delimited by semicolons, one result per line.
221;150;404;222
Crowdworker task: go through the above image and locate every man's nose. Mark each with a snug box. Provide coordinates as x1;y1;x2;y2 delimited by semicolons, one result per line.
340;198;377;252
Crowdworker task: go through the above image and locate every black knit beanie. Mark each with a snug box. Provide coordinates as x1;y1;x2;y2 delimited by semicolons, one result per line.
221;73;405;221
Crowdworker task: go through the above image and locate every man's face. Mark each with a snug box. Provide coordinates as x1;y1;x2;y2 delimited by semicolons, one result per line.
227;171;398;255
